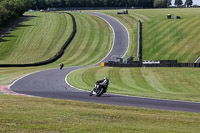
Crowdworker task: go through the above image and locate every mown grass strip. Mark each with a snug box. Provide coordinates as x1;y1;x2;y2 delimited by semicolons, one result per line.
52;12;113;66
97;8;200;62
0;12;76;66
0;95;200;132
0;9;200;132
0;12;113;85
0;12;73;64
67;66;200;102
96;10;139;59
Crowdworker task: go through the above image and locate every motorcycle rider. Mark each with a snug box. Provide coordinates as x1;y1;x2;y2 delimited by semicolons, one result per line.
60;63;64;70
90;77;109;96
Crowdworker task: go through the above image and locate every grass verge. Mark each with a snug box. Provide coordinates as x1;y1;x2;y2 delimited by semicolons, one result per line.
0;95;200;132
67;66;200;102
1;9;200;132
0;12;73;64
54;12;113;66
97;8;200;62
0;12;113;85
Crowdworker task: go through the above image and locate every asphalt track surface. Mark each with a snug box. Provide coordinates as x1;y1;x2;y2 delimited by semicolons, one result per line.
195;57;200;63
10;13;200;113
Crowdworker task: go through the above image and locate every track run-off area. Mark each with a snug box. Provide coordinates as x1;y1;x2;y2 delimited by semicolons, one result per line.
8;12;200;113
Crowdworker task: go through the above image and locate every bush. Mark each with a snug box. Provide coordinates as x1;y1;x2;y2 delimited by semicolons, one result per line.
0;0;32;26
154;0;167;8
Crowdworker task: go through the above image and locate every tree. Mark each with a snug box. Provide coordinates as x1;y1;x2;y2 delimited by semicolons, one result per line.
0;5;9;26
127;0;137;7
154;0;167;8
0;0;32;26
166;0;171;7
185;0;193;7
174;0;183;7
92;0;105;7
36;0;47;9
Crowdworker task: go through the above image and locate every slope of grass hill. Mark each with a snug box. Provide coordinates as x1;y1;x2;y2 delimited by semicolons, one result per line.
52;12;113;66
0;12;73;64
0;12;113;85
96;10;139;59
98;8;200;62
67;66;200;102
68;9;200;102
0;9;200;132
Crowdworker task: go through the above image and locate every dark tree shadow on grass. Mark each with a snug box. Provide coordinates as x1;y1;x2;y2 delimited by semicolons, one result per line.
16;25;33;28
0;38;8;42
3;33;16;38
0;15;36;35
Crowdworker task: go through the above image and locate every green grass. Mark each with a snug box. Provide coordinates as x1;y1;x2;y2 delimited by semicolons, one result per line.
0;17;25;35
94;10;139;59
67;66;200;102
0;67;43;85
0;12;113;66
0;12;113;85
54;12;113;66
1;9;200;132
97;8;200;62
0;12;73;64
0;95;200;132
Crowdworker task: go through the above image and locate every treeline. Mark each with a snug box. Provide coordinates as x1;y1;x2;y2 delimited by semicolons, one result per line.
0;0;194;27
154;0;193;8
0;0;32;26
32;0;154;9
30;0;193;10
0;0;155;26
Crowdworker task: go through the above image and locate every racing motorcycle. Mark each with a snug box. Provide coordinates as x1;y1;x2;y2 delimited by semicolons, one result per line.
89;83;108;97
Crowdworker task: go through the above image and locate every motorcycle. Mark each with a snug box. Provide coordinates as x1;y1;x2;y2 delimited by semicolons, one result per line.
89;83;108;97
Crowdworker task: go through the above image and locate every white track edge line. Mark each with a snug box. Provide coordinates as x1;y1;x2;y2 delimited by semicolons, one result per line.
9;12;200;104
91;12;130;59
195;57;200;63
92;14;116;66
65;12;129;91
8;68;59;98
65;12;200;104
65;68;90;92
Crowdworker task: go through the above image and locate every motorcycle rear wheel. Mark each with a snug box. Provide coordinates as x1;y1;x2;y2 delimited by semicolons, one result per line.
96;88;104;97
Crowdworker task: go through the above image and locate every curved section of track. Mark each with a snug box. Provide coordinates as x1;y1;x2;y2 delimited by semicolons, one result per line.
10;13;200;113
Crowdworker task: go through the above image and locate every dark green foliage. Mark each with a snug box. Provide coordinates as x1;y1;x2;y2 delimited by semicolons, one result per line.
0;0;174;27
174;0;183;7
0;5;9;26
30;0;173;9
154;0;167;8
31;0;155;9
185;0;193;7
0;0;32;26
167;0;172;7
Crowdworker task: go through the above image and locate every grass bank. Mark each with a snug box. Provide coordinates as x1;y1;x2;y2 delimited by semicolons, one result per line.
54;12;113;66
0;12;113;85
0;12;73;64
1;9;200;132
67;66;200;102
0;95;200;132
97;8;200;62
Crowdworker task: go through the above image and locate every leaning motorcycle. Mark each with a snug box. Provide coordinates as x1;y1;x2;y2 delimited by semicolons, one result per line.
90;83;107;97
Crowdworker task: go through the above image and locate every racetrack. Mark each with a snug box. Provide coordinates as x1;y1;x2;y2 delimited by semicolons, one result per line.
10;12;200;113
